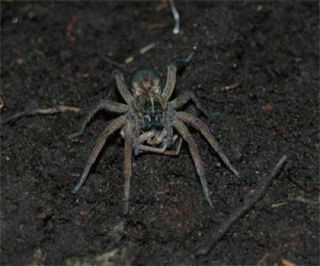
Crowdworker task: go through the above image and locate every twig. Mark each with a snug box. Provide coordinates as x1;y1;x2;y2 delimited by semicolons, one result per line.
101;55;126;69
1;105;81;125
291;196;319;206
194;155;288;256
125;42;157;65
271;196;319;209
139;43;156;55
169;0;180;34
271;202;288;208
221;82;241;91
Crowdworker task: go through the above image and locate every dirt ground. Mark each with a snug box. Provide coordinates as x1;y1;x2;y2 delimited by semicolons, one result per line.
1;1;319;265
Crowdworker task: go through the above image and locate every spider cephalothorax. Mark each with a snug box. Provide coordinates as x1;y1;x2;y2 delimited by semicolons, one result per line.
130;69;167;131
70;50;239;214
131;68;162;96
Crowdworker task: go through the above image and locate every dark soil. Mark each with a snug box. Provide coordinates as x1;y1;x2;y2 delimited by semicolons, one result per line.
1;1;319;265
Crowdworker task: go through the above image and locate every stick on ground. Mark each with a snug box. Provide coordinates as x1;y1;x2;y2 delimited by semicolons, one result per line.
1;105;81;125
194;155;288;256
169;0;180;34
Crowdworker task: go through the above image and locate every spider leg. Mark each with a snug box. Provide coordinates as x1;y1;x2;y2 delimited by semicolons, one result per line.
176;111;239;177
137;133;181;156
162;63;177;101
69;99;128;139
163;137;182;156
147;128;167;146
138;130;156;143
174;119;214;208
136;129;167;154
134;130;156;155
163;120;174;146
138;144;167;154
169;91;209;117
123;124;134;215
162;48;196;101
72;116;127;193
113;69;134;104
155;131;181;155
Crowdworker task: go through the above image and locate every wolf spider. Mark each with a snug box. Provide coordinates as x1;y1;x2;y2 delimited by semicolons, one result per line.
70;51;239;214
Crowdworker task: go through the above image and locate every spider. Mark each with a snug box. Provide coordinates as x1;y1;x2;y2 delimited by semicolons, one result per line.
70;50;239;214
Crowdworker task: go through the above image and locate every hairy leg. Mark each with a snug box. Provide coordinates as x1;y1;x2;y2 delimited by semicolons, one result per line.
162;63;177;101
132;130;156;155
113;69;134;104
135;128;167;148
72;116;127;193
123;124;134;215
138;144;167;154
130;129;170;156
138;134;182;156
69;99;128;139
163;136;182;156
176;111;239;177
138;130;156;143
163;120;174;146
169;91;209;117
137;129;167;154
174;119;214;208
162;48;196;101
147;128;167;146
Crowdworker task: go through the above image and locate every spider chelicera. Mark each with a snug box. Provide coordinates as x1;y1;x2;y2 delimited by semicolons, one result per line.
70;50;239;214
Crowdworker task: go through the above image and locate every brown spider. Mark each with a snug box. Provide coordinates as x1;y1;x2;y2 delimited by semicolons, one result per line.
70;51;239;214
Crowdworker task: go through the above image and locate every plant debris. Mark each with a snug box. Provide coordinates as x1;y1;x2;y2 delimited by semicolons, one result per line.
1;105;81;124
194;155;288;256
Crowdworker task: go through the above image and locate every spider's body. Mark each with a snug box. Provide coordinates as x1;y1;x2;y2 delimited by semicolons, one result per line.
70;52;239;214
